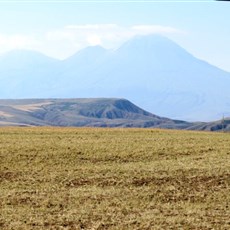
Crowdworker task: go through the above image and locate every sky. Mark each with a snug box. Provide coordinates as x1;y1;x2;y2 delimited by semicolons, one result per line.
0;0;229;71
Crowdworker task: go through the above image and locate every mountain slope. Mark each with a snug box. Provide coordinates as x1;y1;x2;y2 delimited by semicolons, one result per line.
188;117;230;132
0;49;58;68
1;35;230;121
0;50;60;98
80;35;230;121
0;98;191;128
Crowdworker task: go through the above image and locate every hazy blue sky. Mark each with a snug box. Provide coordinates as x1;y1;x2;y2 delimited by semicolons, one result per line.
0;0;229;71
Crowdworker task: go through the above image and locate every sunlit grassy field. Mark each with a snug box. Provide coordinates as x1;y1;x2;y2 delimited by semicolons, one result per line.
0;127;230;229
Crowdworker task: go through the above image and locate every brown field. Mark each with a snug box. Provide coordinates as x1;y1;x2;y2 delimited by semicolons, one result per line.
0;127;230;229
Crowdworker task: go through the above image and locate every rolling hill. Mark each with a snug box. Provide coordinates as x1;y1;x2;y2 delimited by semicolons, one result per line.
188;117;230;132
1;34;230;121
0;98;191;128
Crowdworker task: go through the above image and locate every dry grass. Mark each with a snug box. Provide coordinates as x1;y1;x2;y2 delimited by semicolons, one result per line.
11;102;52;112
0;127;230;229
0;112;14;118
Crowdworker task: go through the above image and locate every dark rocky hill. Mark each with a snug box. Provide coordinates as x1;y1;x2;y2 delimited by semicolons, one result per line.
188;117;230;132
0;98;191;128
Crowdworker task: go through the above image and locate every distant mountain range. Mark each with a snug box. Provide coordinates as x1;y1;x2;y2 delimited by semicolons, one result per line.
0;34;230;121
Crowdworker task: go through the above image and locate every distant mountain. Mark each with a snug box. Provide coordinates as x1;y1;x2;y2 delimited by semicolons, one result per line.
1;35;230;121
188;117;230;132
63;45;109;66
0;50;59;98
0;98;191;128
0;49;58;69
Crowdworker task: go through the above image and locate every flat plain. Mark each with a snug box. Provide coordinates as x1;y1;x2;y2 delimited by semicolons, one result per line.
0;127;229;229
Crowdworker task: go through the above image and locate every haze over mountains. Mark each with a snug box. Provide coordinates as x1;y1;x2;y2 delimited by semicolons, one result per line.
0;34;230;121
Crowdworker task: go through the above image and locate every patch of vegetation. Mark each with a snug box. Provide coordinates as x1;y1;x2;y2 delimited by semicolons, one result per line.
0;128;229;229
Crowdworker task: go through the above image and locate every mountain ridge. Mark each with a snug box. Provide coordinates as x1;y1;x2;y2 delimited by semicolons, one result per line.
1;97;227;131
0;98;191;128
1;34;230;121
